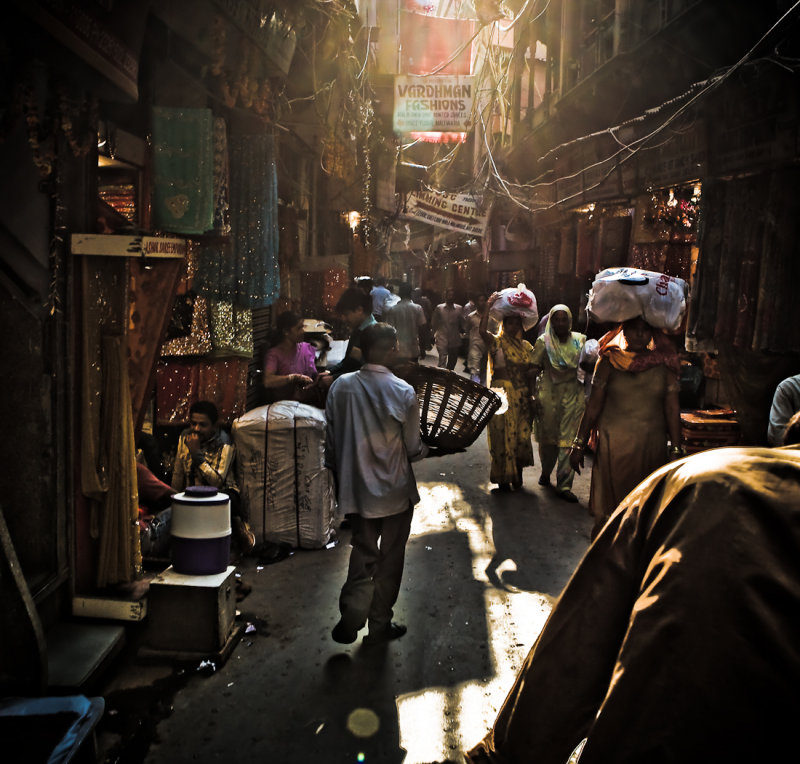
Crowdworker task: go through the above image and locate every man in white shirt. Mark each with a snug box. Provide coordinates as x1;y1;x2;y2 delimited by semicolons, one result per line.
325;323;429;645
370;276;392;318
431;287;464;370
386;282;427;363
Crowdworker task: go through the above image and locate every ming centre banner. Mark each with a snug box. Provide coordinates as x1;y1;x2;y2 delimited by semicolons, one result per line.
402;189;487;237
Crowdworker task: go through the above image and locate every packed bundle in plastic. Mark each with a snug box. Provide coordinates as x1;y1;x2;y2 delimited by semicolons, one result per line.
587;267;687;332
489;283;539;331
233;402;335;549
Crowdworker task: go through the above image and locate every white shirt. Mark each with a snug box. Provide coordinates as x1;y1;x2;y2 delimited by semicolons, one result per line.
386;298;426;359
370;285;392;317
325;364;428;518
768;373;800;445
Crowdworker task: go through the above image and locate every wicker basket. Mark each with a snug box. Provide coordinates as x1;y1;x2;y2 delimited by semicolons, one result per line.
398;365;502;449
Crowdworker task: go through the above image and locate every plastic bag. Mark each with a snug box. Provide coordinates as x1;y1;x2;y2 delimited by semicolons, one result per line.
587;268;687;331
489;283;539;331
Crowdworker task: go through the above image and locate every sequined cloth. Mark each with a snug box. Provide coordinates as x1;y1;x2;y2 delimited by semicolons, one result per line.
152;107;215;235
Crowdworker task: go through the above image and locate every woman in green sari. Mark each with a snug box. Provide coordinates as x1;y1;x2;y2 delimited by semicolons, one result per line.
480;307;538;492
531;305;586;502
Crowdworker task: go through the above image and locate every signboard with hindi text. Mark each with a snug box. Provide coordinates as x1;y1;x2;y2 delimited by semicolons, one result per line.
394;76;473;134
402;189;487;237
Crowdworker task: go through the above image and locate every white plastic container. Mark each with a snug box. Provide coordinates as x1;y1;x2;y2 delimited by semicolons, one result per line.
170;486;231;575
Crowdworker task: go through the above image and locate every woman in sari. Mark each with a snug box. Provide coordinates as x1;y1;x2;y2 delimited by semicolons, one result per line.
569;315;683;537
531;305;586;502
480;305;538;492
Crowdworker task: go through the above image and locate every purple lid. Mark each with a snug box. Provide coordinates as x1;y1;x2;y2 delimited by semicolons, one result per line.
185;485;218;497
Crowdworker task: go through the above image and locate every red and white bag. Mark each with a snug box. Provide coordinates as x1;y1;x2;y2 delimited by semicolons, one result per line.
587;268;687;332
489;283;539;331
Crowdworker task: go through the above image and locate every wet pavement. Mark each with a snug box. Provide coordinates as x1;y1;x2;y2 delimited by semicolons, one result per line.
96;363;594;764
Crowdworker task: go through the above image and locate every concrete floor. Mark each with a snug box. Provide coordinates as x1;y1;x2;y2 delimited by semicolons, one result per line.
96;364;594;764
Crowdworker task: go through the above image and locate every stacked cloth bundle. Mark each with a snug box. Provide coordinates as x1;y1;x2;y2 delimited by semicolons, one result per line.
233;402;335;549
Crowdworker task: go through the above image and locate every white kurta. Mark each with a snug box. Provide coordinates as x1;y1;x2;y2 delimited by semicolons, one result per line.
325;364;428;518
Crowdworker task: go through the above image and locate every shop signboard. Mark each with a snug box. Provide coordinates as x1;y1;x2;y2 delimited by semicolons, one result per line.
401;189;487;238
393;76;473;133
71;234;187;259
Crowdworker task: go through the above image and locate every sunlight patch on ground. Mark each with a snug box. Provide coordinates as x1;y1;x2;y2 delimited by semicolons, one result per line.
400;479;555;763
397;585;552;763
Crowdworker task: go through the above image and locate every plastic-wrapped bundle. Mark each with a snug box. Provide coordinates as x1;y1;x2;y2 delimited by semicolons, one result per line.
233;402;335;549
489;283;539;331
587;267;687;331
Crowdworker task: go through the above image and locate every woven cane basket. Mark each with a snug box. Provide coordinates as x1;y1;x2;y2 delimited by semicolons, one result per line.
399;365;502;450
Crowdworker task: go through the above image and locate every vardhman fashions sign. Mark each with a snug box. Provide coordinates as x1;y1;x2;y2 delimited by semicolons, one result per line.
393;76;473;133
402;189;487;237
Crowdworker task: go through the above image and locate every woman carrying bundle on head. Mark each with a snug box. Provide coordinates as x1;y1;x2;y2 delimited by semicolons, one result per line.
530;304;586;503
569;315;683;537
480;298;538;492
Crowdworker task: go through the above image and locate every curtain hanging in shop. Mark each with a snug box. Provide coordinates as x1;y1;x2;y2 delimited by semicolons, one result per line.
127;258;184;432
79;259;141;588
196;132;280;308
95;335;141;588
151;107;215;235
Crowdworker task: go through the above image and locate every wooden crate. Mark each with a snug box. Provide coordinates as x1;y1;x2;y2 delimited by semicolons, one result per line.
145;566;236;654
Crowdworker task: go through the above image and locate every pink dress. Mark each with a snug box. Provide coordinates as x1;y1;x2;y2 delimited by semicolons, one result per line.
264;342;318;379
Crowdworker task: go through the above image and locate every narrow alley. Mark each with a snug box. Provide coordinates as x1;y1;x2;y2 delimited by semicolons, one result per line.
96;407;593;764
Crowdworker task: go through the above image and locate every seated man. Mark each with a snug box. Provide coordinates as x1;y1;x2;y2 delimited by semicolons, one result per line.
172;400;254;554
327;287;376;379
466;426;800;763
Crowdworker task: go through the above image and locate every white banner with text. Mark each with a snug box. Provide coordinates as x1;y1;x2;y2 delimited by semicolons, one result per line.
393;76;473;133
402;189;487;237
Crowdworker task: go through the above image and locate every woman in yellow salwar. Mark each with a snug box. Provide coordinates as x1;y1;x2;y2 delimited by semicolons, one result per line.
480;306;538;492
531;305;586;502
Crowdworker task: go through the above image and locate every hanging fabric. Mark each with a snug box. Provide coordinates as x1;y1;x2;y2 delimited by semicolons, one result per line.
151;107;215;235
196;132;280;308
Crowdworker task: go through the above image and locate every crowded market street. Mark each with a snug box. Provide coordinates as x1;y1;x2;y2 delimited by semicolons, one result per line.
95;358;594;764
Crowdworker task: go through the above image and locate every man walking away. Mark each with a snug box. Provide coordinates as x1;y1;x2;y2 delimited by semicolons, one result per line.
325;323;428;645
370;276;392;318
386;282;427;364
431;288;464;370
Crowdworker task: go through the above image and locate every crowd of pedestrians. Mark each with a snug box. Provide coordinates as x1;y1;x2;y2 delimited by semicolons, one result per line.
165;274;800;761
